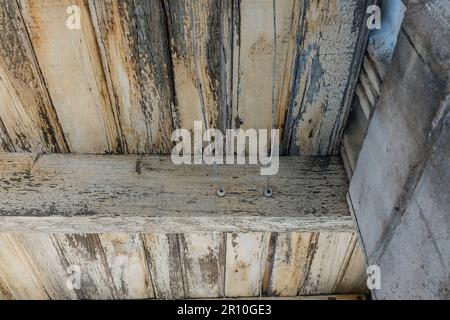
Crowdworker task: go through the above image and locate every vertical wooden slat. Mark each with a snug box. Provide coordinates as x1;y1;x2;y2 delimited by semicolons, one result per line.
337;240;367;294
178;233;225;298
142;234;184;299
283;0;367;155
98;233;154;299
52;234;118;299
89;0;176;154
0;234;49;300
5;234;79;300
225;233;270;297
164;0;229;131
0;1;68;153
265;232;314;297
300;232;357;295
18;0;122;153
231;0;301;134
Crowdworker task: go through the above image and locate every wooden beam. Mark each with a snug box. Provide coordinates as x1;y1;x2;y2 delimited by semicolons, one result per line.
0;153;351;233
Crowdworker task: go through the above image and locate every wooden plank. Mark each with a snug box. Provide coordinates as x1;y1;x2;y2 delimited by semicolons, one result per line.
164;0;228;132
337;240;367;294
142;234;184;299
300;232;357;295
179;233;225;298
0;154;352;233
18;0;121;153
89;0;176;154
265;232;314;296
231;0;301;135
98;233;154;299
2;234;79;300
51;234;118;299
283;0;368;155
225;233;270;297
0;1;68;153
0;234;49;299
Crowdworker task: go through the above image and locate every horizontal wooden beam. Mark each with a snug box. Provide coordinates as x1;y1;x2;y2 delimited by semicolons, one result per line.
0;153;352;233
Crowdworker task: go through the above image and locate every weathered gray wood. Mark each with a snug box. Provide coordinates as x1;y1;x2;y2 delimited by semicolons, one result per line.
164;0;229;132
300;232;357;295
264;232;314;296
51;234;119;299
283;0;369;155
231;0;301;135
0;234;50;299
0;231;367;299
89;0;176;154
142;234;184;299
97;233;154;299
0;154;352;233
0;1;68;153
225;233;270;297
179;233;226;298
18;0;122;153
336;240;367;294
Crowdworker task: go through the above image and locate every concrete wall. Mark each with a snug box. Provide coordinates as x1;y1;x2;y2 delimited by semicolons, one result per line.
349;0;450;299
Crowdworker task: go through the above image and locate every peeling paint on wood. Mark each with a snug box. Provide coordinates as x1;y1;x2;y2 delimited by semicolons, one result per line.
0;1;68;153
337;240;367;294
164;0;228;132
225;233;270;297
0;0;368;155
0;231;366;299
89;0;176;154
142;234;184;299
0;154;352;233
52;234;119;299
231;0;301;137
98;233;154;299
283;0;368;155
265;232;314;296
300;232;357;295
18;0;122;153
179;233;225;298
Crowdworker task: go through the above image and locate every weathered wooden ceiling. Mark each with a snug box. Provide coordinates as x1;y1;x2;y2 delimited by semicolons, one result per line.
0;0;369;155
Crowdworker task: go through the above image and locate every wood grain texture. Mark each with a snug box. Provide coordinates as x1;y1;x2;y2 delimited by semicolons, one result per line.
52;234;118;299
179;233;226;298
264;232;314;296
97;233;154;299
225;233;270;297
0;1;68;153
89;0;176;154
0;232;366;299
336;240;367;294
142;234;184;299
0;1;370;155
300;232;357;295
164;0;228;132
0;154;352;233
283;0;368;155
0;234;49;299
231;0;301;135
18;0;121;153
